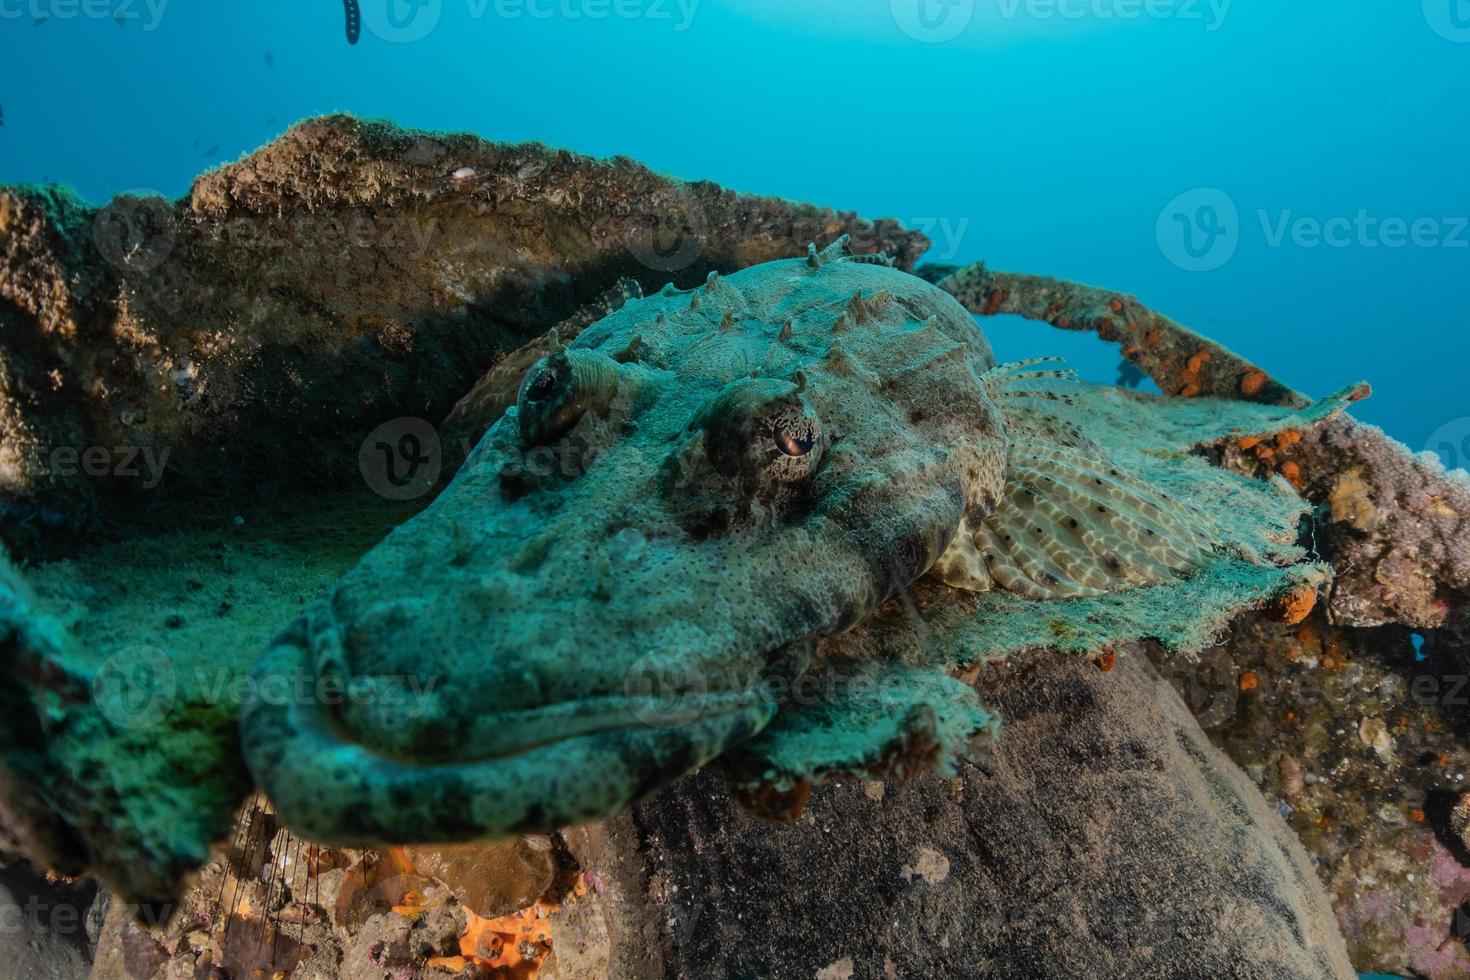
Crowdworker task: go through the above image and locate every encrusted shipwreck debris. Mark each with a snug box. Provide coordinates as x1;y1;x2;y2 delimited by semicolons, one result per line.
935;261;1470;630
0;114;925;548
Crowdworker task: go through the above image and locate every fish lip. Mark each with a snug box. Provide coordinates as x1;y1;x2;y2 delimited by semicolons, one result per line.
335;688;778;766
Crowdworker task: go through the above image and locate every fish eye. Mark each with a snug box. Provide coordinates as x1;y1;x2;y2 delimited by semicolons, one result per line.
523;366;559;402
696;376;825;493
515;348;621;446
774;416;818;458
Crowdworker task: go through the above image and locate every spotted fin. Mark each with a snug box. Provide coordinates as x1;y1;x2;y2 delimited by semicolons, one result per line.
938;359;1222;599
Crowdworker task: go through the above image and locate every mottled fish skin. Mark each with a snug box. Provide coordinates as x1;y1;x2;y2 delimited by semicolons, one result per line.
241;241;1014;844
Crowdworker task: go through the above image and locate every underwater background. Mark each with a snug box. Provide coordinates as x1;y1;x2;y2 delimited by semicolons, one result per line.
1;1;1467;466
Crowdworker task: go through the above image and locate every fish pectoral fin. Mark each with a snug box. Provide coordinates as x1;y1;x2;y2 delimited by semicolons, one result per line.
1000;438;1218;598
931;357;1225;600
938;433;1223;600
719;658;996;812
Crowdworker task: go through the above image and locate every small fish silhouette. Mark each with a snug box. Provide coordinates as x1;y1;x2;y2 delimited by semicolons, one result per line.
115;10;125;27
204;145;219;157
31;15;46;26
344;0;361;44
0;106;5;128
264;52;274;69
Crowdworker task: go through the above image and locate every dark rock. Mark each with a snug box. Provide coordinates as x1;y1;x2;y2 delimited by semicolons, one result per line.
0;859;98;980
557;651;1354;978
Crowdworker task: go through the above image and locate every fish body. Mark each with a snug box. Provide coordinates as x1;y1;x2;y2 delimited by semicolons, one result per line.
241;241;1301;843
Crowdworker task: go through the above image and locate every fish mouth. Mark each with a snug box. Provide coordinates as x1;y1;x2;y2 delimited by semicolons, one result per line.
240;635;780;845
326;688;780;766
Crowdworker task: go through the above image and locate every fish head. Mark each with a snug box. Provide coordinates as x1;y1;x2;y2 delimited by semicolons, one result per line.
242;248;1009;843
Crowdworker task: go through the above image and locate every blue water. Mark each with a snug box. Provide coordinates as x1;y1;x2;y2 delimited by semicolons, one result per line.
2;1;1467;463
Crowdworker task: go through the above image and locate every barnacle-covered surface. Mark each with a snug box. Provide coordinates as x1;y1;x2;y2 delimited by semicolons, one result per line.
1148;614;1470;979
